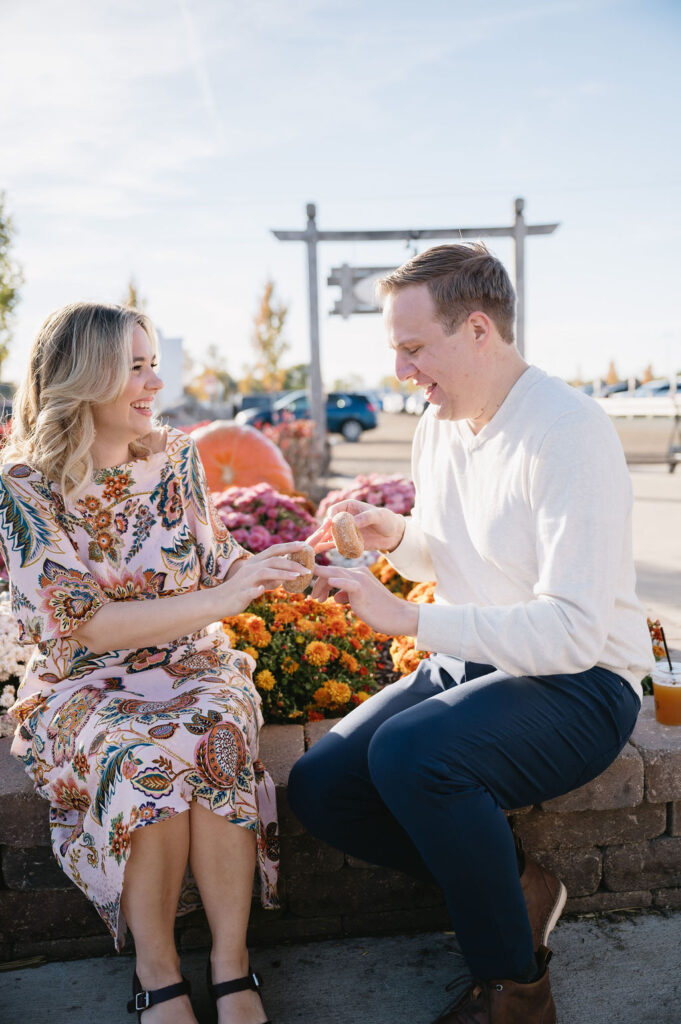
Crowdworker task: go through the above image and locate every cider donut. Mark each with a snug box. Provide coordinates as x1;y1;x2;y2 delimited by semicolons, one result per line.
283;544;315;593
331;511;364;559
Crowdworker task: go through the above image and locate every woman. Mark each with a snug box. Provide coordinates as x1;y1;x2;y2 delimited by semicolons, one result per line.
0;302;308;1023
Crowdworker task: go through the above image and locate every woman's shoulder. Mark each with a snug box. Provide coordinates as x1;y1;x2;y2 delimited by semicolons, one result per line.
163;425;195;459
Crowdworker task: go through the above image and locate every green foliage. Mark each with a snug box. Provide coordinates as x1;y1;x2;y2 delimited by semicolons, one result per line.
121;277;146;311
0;192;24;376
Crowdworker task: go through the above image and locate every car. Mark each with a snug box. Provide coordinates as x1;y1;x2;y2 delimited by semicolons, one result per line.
632;377;681;398
381;391;407;413
235;390;378;441
405;392;428;415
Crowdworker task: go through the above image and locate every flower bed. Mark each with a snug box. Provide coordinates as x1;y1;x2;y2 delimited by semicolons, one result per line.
212;483;318;552
317;473;415;519
222;587;391;722
0;592;34;737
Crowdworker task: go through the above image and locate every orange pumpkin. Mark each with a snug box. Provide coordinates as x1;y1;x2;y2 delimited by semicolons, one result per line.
191;420;295;493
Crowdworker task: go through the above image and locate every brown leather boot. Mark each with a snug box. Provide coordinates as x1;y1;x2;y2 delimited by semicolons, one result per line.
521;855;567;950
432;947;556;1024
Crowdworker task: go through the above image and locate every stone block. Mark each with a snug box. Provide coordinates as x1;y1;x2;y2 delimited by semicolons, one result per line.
1;846;74;891
275;787;304;838
541;744;643;813
0;738;50;846
304;718;341;750
11;934;115;962
286;868;444;918
669;802;681;836
565;890;652;914
280;834;345;876
340;905;451;936
528;848;602;897
248;914;343;944
603;837;681;891
258;725;305;786
652;887;681;910
630;697;681;803
346;855;375;869
0;889;108;940
511;802;666;850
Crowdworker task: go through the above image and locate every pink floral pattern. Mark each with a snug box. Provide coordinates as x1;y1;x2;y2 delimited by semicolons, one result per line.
0;428;279;948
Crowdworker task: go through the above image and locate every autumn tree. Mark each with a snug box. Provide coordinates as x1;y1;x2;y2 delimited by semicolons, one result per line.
249;280;290;391
122;277;146;311
0;192;24;378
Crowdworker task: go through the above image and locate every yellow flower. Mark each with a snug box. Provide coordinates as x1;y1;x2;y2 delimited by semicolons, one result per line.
355;691;370;703
340;652;359;673
255;670;276;691
222;625;237;646
243;646;259;661
295;634;304;644
282;657;299;675
242;614;272;648
288;710;303;719
305;641;332;667
313;680;352;709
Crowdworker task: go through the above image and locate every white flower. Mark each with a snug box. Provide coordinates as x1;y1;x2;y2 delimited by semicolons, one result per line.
0;684;16;709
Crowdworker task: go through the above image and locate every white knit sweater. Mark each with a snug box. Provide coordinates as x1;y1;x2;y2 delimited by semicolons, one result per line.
388;366;652;700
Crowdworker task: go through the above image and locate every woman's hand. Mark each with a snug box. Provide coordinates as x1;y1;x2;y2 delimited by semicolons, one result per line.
306;500;406;555
311;563;419;638
218;543;311;616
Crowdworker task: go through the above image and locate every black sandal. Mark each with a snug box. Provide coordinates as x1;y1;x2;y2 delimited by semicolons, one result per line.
127;971;192;1021
206;962;272;1023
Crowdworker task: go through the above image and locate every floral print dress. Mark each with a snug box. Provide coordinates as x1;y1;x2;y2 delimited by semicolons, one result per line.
0;427;279;949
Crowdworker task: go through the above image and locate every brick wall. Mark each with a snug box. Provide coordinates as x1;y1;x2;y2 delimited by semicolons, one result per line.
1;696;680;963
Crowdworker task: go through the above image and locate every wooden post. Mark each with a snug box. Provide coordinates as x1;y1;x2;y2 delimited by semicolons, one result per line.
304;204;326;453
513;197;526;357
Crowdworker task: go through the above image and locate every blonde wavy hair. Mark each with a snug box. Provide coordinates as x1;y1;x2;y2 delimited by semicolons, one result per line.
4;301;161;497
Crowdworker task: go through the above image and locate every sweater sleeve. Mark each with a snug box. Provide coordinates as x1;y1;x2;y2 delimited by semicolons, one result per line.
416;409;632;676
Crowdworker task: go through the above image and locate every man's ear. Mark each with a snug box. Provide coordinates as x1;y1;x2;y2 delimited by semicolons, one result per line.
469;311;492;344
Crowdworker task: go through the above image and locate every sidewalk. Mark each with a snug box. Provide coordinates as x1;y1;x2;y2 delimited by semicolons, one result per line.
2;911;680;1023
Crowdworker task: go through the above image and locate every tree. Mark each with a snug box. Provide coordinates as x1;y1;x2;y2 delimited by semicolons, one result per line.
333;373;366;392
0;192;24;378
250;280;290;391
122;277;146;311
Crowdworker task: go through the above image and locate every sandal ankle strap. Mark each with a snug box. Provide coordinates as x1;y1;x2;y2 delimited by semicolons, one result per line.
127;975;191;1015
209;967;262;1000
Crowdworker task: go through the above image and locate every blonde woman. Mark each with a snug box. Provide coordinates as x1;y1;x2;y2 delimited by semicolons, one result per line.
0;303;307;1023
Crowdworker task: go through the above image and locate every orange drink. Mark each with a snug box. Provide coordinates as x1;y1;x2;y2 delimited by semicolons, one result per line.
652;663;681;726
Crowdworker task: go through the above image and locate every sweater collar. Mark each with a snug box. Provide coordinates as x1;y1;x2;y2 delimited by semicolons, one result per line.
456;365;544;450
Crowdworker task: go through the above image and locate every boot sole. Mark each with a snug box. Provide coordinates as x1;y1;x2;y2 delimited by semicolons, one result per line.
542;880;567;946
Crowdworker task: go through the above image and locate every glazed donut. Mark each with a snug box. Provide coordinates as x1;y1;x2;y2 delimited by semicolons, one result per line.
283;544;315;593
331;511;364;559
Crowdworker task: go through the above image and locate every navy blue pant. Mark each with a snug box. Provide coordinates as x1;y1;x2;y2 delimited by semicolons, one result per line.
288;655;640;979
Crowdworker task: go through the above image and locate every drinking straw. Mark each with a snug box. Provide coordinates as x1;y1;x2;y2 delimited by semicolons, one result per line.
659;626;674;672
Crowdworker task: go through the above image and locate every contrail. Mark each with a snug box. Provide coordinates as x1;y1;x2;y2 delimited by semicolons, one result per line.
176;0;225;148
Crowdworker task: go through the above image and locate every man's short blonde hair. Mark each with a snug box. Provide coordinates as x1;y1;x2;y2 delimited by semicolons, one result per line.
376;242;516;343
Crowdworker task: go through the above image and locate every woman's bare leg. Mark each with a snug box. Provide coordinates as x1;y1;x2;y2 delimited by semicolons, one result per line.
189;803;266;1024
121;812;197;1024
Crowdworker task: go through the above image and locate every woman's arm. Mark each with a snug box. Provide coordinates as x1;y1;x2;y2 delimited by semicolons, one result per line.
73;549;308;654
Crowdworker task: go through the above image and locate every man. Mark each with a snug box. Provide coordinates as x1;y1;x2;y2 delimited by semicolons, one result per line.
289;243;652;1023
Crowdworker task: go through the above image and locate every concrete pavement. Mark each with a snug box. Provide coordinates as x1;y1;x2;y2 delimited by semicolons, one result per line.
2;911;680;1023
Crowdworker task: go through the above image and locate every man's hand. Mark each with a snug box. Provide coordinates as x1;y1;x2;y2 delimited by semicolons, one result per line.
312;563;419;638
306;500;406;555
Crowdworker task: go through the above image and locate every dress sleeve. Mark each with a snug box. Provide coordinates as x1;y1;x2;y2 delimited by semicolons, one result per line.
174;434;249;587
0;464;107;645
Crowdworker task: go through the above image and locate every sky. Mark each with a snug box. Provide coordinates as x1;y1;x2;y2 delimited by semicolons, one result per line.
1;0;680;396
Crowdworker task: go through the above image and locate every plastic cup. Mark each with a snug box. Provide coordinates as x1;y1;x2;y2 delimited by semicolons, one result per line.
652;662;681;725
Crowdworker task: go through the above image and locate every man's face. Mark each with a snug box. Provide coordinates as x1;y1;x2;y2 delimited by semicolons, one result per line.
384;283;483;422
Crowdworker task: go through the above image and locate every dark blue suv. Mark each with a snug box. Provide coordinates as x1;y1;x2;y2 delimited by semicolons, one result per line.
236;390;378;442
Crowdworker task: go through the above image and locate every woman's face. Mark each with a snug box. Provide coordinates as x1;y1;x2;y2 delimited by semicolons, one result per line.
91;325;163;449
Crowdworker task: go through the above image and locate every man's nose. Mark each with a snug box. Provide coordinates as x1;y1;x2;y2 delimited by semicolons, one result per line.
394;353;413;382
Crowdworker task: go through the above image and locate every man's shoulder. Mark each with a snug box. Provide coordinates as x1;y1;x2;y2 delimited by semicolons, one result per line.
526;370;614;439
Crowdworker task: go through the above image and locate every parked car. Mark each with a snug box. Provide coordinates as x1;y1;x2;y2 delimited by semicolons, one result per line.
632;377;681;398
381;391;407;413
235;390;378;441
405;392;428;415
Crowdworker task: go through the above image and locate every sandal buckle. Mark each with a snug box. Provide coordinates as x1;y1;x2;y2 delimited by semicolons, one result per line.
251;971;262;989
135;991;151;1011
